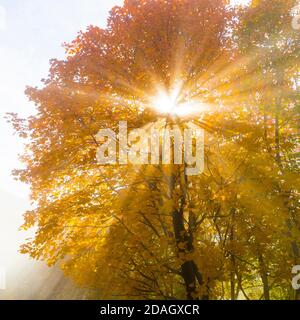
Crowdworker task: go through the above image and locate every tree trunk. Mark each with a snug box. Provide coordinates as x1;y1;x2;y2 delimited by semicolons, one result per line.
172;207;197;299
275;96;281;166
258;250;270;300
163;118;208;300
166;161;207;299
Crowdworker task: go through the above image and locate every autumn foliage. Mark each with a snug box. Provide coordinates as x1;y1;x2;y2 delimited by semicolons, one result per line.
9;0;300;299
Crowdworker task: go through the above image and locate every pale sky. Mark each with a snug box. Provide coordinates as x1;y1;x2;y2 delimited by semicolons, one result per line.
231;0;250;6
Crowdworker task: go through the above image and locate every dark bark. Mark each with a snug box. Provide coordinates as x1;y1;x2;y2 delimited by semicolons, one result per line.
257;250;270;300
168;166;206;300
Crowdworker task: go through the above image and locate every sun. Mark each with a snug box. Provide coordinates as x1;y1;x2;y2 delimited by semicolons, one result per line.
151;86;209;117
151;84;182;114
152;91;179;114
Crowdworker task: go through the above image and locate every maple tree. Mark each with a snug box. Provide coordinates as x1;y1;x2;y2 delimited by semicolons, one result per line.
9;0;300;299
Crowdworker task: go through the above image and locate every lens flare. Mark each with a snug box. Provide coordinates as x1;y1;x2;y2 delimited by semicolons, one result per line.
152;93;177;113
151;86;209;117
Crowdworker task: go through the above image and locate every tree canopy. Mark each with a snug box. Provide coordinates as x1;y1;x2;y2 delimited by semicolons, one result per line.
9;0;300;299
